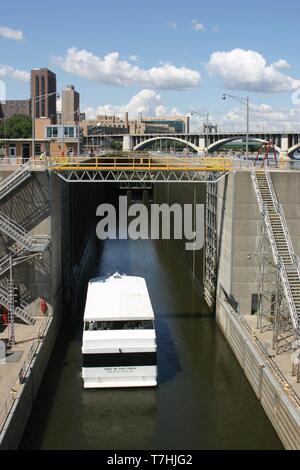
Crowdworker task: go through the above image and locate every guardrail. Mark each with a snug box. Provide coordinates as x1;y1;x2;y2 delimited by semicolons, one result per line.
237;310;300;408
47;156;234;172
0;315;52;434
220;294;300;409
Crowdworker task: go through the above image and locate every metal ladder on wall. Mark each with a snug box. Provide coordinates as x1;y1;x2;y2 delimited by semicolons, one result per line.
252;169;300;343
0;283;34;325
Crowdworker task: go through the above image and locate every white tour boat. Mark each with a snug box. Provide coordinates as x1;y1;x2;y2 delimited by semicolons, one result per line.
82;273;157;388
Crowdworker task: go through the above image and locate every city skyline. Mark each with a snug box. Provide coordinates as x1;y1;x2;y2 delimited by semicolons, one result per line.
1;0;300;131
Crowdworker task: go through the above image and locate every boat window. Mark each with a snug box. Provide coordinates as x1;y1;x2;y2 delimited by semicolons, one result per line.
84;320;154;331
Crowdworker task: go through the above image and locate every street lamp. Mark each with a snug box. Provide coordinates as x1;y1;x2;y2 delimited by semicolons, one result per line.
190;111;210;156
76;109;81;157
222;93;250;164
32;91;59;158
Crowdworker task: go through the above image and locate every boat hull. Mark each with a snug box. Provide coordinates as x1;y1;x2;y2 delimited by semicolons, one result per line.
82;365;157;389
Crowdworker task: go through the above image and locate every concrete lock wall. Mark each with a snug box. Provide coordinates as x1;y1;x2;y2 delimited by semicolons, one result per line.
215;171;300;449
216;297;300;450
216;171;300;315
154;173;300;449
216;172;261;314
0;172;104;449
153;182;206;292
0;171;70;449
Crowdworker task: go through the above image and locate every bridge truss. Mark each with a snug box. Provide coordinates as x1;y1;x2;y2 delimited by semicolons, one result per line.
49;156;233;184
53;169;229;184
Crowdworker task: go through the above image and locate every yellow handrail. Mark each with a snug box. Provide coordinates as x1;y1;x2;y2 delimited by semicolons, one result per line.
48;156;233;173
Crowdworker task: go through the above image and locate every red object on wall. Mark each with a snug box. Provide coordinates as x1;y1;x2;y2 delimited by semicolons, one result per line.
40;299;47;315
1;309;8;325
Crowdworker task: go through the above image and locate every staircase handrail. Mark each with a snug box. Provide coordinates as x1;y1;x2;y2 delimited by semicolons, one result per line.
0;162;30;192
252;170;300;333
0;212;49;251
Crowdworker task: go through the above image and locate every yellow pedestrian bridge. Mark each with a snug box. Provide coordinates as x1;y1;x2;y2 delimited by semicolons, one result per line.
8;154;289;183
47;155;234;183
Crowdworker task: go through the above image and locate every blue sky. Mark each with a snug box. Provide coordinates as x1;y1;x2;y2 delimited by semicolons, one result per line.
1;0;300;130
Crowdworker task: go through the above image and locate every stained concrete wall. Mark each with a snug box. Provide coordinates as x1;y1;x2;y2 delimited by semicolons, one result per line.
216;296;300;450
0;170;70;449
215;170;300;449
154;182;206;290
216;171;300;315
270;173;300;257
0;170;104;449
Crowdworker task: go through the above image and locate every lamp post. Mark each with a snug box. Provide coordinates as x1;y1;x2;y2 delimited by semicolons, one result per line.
76;109;81;157
32;91;59;158
222;93;250;164
190;111;210;156
8;254;15;346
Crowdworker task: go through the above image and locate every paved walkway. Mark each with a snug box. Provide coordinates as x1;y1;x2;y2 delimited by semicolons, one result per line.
244;315;300;409
0;316;51;432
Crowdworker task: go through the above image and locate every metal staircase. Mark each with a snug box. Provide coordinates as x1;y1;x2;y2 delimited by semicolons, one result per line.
0;212;49;253
252;169;300;338
0;163;31;200
0;212;49;325
0;163;47;339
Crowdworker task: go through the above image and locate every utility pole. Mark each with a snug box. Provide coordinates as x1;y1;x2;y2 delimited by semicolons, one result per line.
8;255;15;346
32;91;59;159
32;97;35;159
77;109;80;157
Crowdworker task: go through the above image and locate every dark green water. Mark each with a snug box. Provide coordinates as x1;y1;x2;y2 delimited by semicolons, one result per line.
20;237;283;450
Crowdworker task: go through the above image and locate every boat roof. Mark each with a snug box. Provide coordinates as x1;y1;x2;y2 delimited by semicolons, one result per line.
83;274;155;321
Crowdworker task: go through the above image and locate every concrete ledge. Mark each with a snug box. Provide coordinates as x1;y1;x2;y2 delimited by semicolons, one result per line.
216;297;300;450
0;316;57;449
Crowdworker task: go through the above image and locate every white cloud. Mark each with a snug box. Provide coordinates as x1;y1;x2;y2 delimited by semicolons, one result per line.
218;102;300;132
272;59;290;70
129;55;138;63
84;88;300;133
84;89;164;119
206;48;300;92
54;48;201;90
192;20;204;31
155;105;168;116
170;107;182;116
0;64;29;82
0;26;23;41
167;21;178;30
212;26;219;33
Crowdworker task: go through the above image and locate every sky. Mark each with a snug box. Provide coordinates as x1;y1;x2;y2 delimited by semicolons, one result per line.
1;0;300;131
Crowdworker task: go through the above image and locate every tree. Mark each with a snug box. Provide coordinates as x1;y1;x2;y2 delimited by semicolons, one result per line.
111;140;123;151
0;114;32;139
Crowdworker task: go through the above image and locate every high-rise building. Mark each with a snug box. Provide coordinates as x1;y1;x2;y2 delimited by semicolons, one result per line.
31;68;57;121
61;85;80;125
0;100;31;120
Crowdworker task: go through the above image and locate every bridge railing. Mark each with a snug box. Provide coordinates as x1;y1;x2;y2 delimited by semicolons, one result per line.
47;156;234;172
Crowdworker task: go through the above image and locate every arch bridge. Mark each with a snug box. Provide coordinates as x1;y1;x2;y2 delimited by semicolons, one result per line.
118;132;300;158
